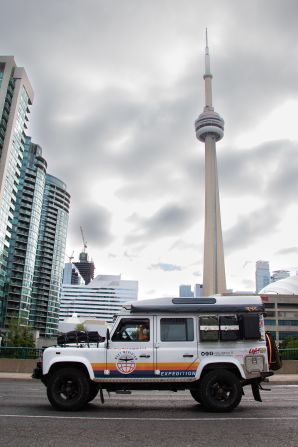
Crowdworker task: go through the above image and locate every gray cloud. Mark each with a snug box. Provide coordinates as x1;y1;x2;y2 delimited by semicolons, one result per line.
224;205;282;254
70;203;113;249
275;247;298;256
125;203;198;244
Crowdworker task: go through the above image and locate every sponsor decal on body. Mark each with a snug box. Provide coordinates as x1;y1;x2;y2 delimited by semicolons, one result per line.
249;347;266;355
115;350;138;375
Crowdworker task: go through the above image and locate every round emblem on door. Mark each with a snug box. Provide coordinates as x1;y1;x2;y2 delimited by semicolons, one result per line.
115;350;138;375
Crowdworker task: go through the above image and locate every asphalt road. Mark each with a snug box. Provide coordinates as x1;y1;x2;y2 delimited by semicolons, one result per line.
0;380;298;447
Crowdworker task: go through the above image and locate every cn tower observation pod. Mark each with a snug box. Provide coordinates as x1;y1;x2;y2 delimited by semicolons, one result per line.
195;109;224;142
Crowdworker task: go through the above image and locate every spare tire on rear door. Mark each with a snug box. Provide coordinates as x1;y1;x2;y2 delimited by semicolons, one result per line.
265;332;282;371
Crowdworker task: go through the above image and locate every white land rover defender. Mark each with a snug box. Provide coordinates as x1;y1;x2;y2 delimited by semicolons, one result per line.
33;295;281;412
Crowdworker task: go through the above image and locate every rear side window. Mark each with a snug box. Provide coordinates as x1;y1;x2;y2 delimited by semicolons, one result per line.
199;316;219;341
199;314;260;341
160;318;194;341
219;315;240;341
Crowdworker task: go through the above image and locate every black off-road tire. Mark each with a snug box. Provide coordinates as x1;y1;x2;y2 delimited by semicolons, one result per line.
88;382;100;402
199;370;242;412
47;367;90;411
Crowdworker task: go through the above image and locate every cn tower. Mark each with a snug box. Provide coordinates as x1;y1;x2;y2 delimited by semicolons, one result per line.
195;30;227;296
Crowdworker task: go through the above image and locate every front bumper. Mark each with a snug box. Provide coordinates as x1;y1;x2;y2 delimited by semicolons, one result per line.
32;362;43;380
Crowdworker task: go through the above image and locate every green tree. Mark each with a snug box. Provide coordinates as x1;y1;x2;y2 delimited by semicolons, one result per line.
284;336;298;349
75;323;86;332
5;318;35;347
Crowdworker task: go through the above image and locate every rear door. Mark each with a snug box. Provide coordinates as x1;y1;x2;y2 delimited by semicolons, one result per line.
155;316;198;379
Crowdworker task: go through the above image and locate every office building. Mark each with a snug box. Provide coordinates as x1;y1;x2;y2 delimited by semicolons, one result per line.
195;31;226;295
0;57;34;325
59;274;138;323
262;293;298;344
63;262;85;285
255;260;270;293
179;285;194;298
194;283;203;297
74;251;95;285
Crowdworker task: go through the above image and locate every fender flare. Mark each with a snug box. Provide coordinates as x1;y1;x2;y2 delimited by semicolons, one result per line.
44;356;95;380
196;357;246;380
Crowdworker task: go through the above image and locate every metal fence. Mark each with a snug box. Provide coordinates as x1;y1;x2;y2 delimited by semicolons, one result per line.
0;347;42;359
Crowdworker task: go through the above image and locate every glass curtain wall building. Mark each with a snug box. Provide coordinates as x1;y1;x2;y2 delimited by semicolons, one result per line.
5;137;46;324
255;260;270;293
0;56;70;337
31;175;70;337
0;57;34;326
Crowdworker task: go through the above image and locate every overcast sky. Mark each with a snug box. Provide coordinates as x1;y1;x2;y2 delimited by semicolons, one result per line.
1;0;298;297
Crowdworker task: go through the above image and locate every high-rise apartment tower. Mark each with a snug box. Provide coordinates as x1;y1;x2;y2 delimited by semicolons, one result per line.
0;57;34;325
30;174;70;336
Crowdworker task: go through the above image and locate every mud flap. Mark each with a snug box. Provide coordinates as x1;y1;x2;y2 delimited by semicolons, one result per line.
251;381;262;402
99;388;104;404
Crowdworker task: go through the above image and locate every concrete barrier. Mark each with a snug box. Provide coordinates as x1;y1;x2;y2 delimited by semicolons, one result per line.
0;359;37;373
278;360;298;374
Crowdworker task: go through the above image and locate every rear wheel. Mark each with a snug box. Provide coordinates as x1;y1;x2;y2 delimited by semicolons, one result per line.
199;370;242;412
47;367;90;411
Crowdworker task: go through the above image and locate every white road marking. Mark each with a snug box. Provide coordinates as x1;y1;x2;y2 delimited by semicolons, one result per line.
0;414;298;421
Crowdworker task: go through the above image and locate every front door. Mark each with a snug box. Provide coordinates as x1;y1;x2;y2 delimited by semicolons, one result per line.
106;316;154;379
156;316;199;379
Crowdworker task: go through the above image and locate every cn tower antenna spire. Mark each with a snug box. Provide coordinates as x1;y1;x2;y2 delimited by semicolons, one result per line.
203;28;213;108
205;28;211;75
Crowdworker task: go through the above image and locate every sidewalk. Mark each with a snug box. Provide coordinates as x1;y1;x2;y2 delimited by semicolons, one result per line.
1;372;298;384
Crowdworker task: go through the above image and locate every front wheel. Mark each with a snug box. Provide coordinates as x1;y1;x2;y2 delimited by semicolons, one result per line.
199;370;242;412
47;367;90;411
88;382;100;402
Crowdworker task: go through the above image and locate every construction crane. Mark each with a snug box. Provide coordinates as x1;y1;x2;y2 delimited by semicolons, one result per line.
66;250;74;262
80;226;87;253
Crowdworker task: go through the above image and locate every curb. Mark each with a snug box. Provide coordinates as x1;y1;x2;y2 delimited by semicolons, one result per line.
0;373;33;380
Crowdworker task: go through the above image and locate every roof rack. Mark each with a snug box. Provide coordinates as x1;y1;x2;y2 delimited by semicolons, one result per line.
124;297;264;314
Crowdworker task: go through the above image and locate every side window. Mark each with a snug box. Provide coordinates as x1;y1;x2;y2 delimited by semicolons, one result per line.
160;318;194;342
112;319;150;342
219;315;240;341
199;315;219;341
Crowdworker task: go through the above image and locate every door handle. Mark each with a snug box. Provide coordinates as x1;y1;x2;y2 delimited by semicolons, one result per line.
139;354;151;358
183;354;194;358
